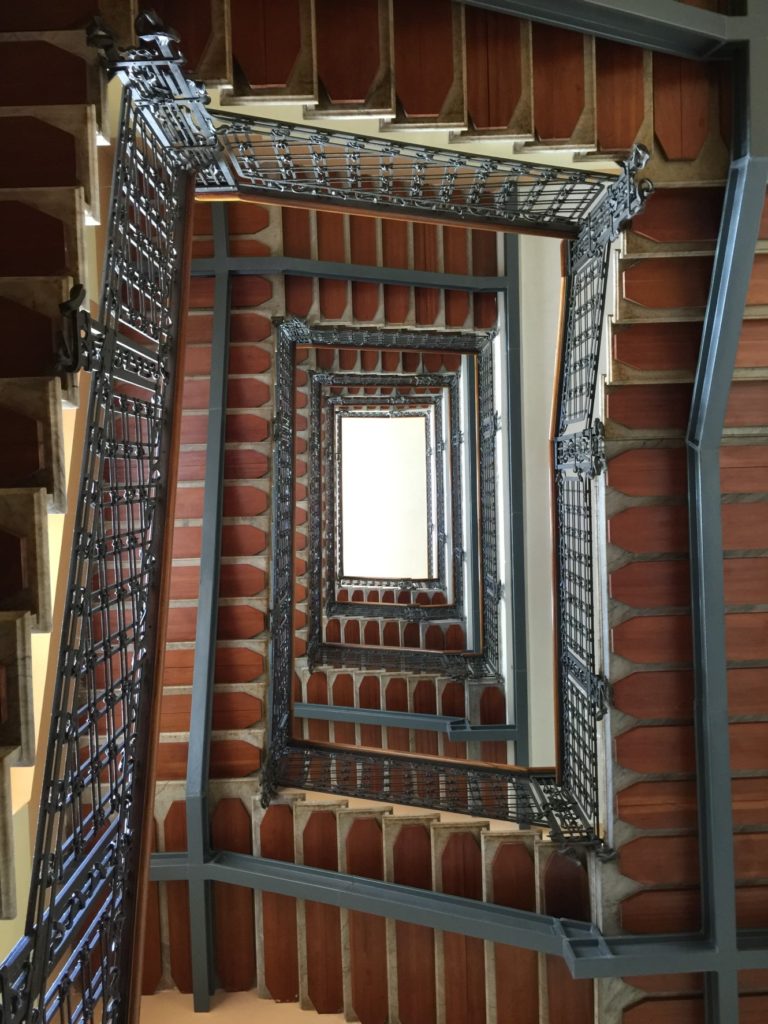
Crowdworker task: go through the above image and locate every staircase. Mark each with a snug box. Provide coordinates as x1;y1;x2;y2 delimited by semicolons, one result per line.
0;8;117;926
142;4;767;1022
144;786;595;1024
604;159;768;1019
3;3;768;1022
150;0;730;186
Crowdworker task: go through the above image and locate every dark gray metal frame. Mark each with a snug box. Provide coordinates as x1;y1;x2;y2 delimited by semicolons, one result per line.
333;405;441;589
317;376;463;619
296;326;498;679
0;16;217;1024
327;391;453;612
293;702;520;741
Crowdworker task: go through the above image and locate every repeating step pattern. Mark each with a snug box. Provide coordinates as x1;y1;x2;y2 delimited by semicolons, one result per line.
605;143;768;1021
143;787;596;1024
157;201;274;783
160;0;730;190
0;14;100;922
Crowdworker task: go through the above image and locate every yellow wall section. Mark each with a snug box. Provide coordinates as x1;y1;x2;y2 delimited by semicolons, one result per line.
141;990;345;1023
0;806;31;952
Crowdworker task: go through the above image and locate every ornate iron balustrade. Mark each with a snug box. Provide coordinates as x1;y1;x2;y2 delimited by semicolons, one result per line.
0;15;217;1024
316;374;461;612
327;391;448;596
265;151;651;840
198;111;620;234
281;744;561;832
553;146;651;835
0;13;653;1016
323;386;460;622
288;321;500;681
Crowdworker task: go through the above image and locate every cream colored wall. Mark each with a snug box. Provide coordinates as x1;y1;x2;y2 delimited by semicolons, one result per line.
341;416;430;579
0;400;80;955
0;806;31;952
11;404;77;814
0;78;107;955
141;989;345;1023
518;234;563;767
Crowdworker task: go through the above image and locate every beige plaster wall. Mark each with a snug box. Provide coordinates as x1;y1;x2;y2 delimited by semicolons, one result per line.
141;990;345;1023
519;233;562;767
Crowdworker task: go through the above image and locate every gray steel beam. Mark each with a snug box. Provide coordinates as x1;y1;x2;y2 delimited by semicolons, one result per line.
465;0;733;58
149;851;768;976
294;703;464;732
151;850;582;956
191;254;506;292
747;38;768;159
686;152;768;1024
502;234;530;766
293;702;519;740
183;202;232;1011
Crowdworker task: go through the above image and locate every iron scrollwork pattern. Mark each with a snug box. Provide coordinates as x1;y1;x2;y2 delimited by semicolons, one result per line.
324;391;459;622
300;328;499;680
201;110;621;233
555;420;606;479
278;745;595;843
0;18;218;1024
262;322;297;804
554;145;652;837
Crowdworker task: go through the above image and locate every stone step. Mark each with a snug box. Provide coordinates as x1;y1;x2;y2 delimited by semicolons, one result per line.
0;105;98;215
0;1;134;44
0;33;108;137
0;377;66;511
146;786;562;1023
147;786;573;1019
536;842;595;1023
0;610;33;765
606;379;768;440
196;0;735;187
0;487;50;632
0;274;77;411
150;0;229;84
0;187;86;284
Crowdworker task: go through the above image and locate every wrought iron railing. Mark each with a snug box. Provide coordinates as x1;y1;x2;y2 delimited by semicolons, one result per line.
553;146;651;833
0;13;652;1017
282;743;563;831
315;373;463;622
0;15;216;1024
198;112;620;233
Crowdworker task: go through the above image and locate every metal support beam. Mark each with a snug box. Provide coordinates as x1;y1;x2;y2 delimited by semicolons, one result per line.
151;850;574;953
149;851;768;977
191;255;506;293
184;202;231;1011
293;702;519;740
747;38;768;159
465;0;733;58
686;152;768;1024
